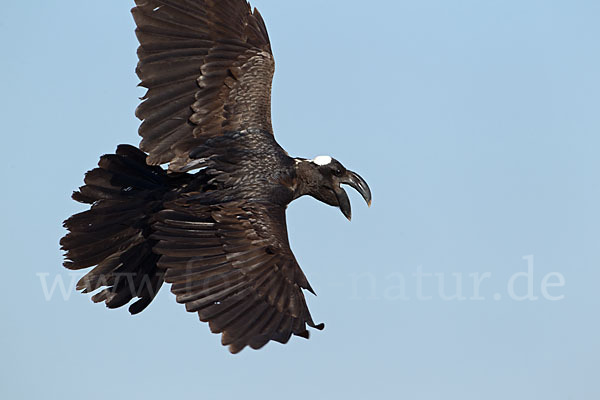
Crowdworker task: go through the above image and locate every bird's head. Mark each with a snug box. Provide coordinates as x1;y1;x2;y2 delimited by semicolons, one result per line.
294;156;372;221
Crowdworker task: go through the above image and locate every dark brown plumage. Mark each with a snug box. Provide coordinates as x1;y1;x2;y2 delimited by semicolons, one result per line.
61;0;371;354
133;0;275;171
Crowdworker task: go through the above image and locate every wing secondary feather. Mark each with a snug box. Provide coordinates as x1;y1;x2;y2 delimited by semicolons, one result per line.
133;0;275;170
153;199;323;353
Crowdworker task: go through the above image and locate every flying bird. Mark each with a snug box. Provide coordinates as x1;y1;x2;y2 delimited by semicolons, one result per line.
61;0;371;353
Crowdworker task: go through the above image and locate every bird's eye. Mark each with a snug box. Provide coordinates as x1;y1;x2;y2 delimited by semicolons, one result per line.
334;169;343;177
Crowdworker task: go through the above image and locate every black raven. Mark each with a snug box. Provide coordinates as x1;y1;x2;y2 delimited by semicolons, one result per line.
61;0;372;353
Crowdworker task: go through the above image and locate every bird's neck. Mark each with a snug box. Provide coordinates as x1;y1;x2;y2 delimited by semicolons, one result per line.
290;160;319;201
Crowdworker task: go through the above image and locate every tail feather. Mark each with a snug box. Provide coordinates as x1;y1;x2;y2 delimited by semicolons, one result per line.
61;144;189;314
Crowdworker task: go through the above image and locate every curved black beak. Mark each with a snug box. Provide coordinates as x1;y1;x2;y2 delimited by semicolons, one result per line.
341;170;372;208
334;187;352;221
334;171;372;221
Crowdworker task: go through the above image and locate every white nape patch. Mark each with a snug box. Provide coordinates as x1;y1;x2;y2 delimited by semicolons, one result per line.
312;155;332;166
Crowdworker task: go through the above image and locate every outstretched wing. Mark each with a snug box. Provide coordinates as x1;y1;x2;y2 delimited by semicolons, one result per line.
132;0;275;171
152;198;324;353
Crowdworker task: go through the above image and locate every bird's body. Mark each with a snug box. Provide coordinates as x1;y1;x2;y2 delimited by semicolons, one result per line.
183;130;289;202
61;0;371;353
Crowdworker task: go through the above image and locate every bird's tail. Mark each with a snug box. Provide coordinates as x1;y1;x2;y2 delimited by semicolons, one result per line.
60;145;190;314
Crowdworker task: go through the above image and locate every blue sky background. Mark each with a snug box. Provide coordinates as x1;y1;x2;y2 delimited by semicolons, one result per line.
1;0;599;398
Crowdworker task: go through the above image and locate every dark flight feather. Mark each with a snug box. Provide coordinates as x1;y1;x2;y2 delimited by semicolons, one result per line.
152;199;323;353
60;145;189;314
133;0;275;171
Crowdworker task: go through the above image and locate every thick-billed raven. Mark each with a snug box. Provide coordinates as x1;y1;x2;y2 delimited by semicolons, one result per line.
61;0;371;353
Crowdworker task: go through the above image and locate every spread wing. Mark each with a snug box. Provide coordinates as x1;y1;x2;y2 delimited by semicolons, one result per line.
132;0;275;171
152;199;324;353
